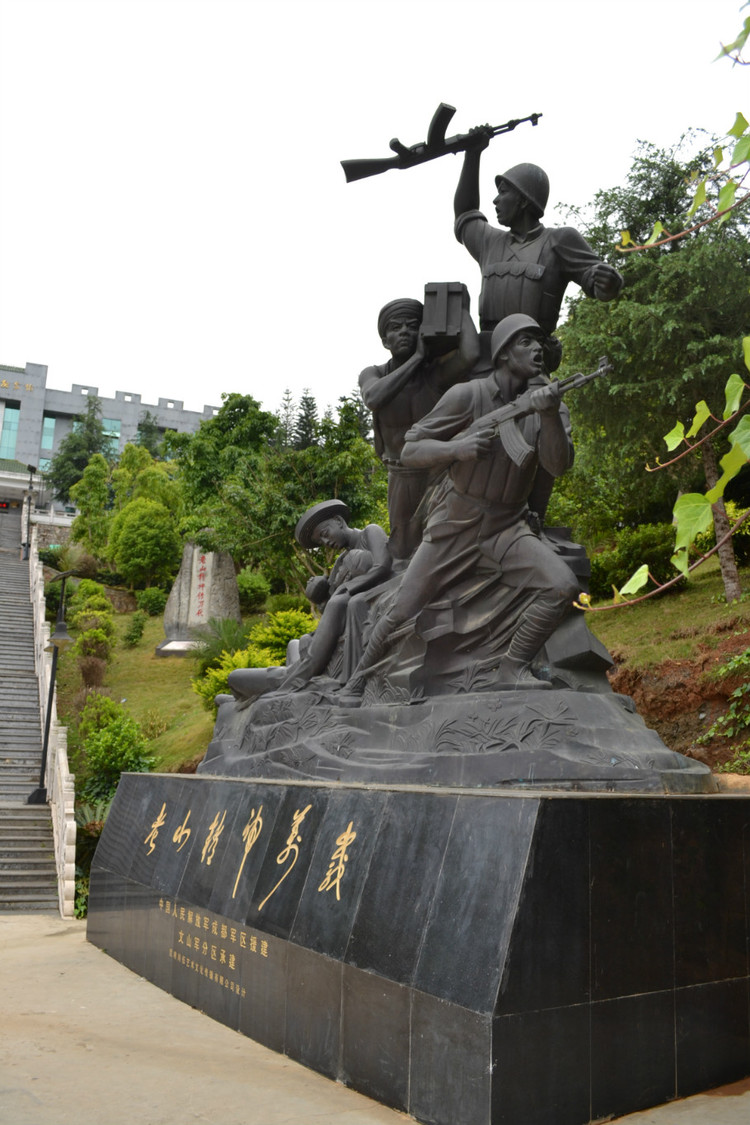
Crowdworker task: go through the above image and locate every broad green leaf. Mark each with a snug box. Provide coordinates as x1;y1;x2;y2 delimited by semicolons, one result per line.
619;229;633;247
619;564;650;596
717;180;738;219
732;135;750;165
717;18;750;59
723;372;745;418
672;493;713;552
663;420;685;450
728;112;750;139
728;414;750;457
644;220;665;246
671;548;689;577
687;179;707;218
713;146;724;168
685;401;710;439
706;442;748;503
744;336;750;374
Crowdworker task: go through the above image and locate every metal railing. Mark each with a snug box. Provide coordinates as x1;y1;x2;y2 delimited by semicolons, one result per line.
29;527;76;918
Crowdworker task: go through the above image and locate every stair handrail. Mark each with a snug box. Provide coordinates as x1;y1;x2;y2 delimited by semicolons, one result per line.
29;527;76;918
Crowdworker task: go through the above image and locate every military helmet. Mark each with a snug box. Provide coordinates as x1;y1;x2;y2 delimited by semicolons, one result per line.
495;163;549;218
490;314;545;365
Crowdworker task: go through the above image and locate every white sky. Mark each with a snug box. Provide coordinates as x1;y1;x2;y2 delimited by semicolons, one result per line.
0;0;747;419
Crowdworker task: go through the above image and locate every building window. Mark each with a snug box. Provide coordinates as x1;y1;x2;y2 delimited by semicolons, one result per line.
39;457;51;472
41;415;56;452
0;404;20;459
102;417;121;456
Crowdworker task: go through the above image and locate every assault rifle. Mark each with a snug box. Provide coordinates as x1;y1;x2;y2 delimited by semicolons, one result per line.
466;356;613;469
341;102;542;184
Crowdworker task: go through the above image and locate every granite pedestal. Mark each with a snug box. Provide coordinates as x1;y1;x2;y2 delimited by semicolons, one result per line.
88;773;750;1125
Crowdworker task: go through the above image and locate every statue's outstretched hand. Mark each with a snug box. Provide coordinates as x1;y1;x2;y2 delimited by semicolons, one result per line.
592;263;623;301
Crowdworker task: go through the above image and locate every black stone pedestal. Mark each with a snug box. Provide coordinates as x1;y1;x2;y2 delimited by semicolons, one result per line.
88;774;750;1125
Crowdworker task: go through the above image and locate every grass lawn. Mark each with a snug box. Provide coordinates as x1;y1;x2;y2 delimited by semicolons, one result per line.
58;614;215;775
585;557;750;668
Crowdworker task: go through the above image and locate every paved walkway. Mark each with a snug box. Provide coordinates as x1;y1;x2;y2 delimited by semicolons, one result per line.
1;913;749;1125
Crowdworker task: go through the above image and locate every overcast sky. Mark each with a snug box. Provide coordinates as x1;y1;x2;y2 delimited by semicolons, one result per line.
0;0;747;420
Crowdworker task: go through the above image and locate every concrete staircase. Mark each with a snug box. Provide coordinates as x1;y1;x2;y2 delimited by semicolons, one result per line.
0;508;59;911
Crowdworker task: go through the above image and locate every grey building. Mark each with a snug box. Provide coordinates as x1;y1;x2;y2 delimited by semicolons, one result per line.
0;361;219;473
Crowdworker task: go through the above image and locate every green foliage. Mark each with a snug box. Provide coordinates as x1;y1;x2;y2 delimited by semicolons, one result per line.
136;587;168;616
74;799;111;877
68;579;108;613
43;580;61;618
39;545;63;569
166;392;278;504
107;497;182;588
69;453;111;557
122;610;148;648
236;568;270;612
79;715;154;802
266;592;309;614
74;627;114;664
700;648;750;770
190;616;252;677
558;140;750;542
694;501;750;565
45;397;112;503
136;410;164;457
247;609;317;664
175;391;387;592
293;388;319;449
589;524;680;600
191;646;276;711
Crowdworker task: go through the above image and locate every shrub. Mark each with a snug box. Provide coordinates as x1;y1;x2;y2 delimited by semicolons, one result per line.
80;715;154;802
77;656;108;688
74;627;114;664
68;578;108;612
69;611;116;642
692;501;750;567
44;581;62;619
190;617;252;677
78;693;126;742
136;587;168;616
248;609;317;664
266;593;309;614
39;546;63;569
588;523;679;600
141;708;169;739
123;610;148;648
191;645;277;711
236;568;270;612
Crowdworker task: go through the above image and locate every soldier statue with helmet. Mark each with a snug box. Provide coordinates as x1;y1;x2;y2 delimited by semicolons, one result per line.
453;131;623;375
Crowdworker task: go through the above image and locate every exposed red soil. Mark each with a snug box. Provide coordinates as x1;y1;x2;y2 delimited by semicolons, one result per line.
608;620;750;770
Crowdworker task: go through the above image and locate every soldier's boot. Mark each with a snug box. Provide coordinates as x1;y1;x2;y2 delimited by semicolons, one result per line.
340;612;397;699
494;593;569;689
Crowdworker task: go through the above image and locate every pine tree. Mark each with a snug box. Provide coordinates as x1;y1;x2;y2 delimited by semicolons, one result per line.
293;389;319;449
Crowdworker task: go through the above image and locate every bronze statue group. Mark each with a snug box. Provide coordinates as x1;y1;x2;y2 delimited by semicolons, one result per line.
233;139;623;707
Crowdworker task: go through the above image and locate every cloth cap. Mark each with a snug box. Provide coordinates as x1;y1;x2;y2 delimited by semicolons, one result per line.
295;499;351;548
377;298;423;339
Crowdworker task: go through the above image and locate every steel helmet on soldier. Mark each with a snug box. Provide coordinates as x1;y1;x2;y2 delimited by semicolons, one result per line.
494;163;549;218
490;314;545;365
